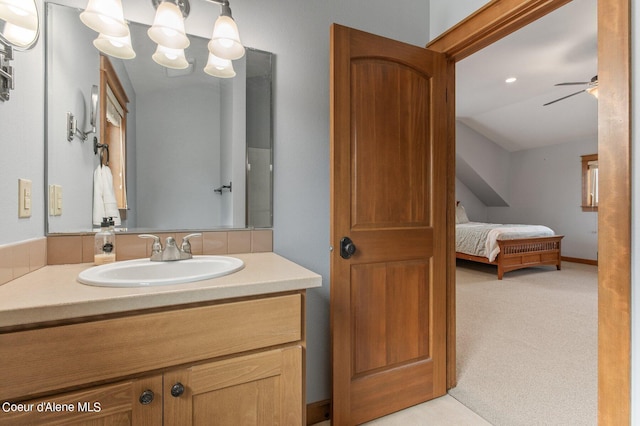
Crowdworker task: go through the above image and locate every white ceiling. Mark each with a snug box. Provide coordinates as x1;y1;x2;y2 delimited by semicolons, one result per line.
456;0;598;152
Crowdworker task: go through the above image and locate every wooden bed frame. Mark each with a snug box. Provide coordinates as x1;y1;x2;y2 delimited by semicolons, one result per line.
456;235;564;280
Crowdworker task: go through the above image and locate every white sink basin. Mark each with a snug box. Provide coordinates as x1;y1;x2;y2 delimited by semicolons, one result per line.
77;256;244;287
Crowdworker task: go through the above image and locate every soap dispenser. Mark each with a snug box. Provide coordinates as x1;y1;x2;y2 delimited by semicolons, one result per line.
94;217;116;265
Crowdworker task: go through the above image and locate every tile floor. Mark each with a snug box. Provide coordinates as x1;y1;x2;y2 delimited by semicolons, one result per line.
313;395;491;425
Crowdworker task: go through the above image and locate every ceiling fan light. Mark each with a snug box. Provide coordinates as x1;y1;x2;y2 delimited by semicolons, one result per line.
586;86;598;99
80;0;128;38
93;32;136;60
147;1;190;49
152;44;189;69
208;15;244;60
204;52;236;78
0;0;38;32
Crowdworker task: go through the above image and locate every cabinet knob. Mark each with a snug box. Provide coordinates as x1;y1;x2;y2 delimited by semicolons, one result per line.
170;382;185;398
139;389;154;405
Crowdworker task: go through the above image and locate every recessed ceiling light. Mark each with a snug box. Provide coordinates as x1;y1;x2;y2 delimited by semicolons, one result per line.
505;77;517;84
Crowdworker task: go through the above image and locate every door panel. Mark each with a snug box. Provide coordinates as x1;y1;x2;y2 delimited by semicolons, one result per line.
351;61;431;229
352;260;430;375
330;24;449;425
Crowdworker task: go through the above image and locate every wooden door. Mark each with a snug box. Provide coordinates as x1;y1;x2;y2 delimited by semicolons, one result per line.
330;24;450;425
163;346;302;425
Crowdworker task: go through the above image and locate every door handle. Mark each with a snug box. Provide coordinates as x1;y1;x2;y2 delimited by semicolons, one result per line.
340;237;357;259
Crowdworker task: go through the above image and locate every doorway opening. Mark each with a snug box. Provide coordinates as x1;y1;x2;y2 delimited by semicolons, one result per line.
427;0;631;424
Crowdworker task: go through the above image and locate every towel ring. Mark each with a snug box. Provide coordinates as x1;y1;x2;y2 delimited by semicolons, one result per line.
94;137;109;166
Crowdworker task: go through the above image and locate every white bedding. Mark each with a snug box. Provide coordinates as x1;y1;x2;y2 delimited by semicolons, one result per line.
456;222;555;262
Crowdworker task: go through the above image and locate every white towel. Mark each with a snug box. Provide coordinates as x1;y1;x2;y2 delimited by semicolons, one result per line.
93;165;122;226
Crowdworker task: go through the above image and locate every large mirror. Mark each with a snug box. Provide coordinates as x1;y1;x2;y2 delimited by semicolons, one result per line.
46;2;273;234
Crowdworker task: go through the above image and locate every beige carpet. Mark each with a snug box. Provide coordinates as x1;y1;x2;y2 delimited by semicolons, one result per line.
449;260;598;426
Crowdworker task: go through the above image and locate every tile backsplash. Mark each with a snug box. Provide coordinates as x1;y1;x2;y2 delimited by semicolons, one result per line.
0;238;47;286
0;230;272;285
47;229;273;265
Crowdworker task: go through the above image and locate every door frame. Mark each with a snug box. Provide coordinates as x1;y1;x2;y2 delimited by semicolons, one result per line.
427;0;631;424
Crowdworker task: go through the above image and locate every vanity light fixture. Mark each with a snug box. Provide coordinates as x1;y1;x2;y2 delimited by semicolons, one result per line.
207;0;244;61
93;32;136;60
148;0;190;68
204;52;235;78
148;1;190;49
152;44;189;69
80;0;128;38
80;0;243;78
149;0;244;71
0;0;39;101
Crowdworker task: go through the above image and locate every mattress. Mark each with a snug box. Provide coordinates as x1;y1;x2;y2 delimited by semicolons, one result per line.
456;222;555;262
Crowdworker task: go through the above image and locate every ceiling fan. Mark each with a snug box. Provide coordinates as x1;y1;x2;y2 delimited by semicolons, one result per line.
543;75;598;106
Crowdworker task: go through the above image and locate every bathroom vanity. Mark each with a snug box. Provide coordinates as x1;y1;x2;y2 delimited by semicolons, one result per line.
0;253;320;425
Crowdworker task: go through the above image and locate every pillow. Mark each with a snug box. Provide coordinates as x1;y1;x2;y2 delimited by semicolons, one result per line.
456;203;469;224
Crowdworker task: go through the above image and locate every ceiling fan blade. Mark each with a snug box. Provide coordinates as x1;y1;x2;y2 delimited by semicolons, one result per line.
554;82;590;86
543;89;586;106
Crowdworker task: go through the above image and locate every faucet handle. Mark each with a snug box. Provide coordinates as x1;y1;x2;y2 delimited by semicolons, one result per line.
138;234;162;255
181;233;202;254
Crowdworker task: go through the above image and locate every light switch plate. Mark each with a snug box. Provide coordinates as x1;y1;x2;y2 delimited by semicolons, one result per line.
18;179;32;218
48;184;62;216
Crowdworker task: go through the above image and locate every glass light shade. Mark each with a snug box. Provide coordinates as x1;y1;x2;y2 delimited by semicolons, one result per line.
204;53;236;78
2;21;37;48
80;0;128;38
152;44;188;69
94;32;136;60
208;15;244;60
147;2;189;50
0;0;38;32
586;86;599;99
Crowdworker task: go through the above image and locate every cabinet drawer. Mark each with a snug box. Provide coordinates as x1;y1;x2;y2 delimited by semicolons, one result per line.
0;294;302;401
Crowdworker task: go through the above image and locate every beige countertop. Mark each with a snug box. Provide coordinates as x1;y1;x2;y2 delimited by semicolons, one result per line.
0;252;322;328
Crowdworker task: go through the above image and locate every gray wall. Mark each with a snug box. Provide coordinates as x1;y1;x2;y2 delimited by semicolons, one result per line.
486;137;598;260
456;122;599;261
46;3;99;233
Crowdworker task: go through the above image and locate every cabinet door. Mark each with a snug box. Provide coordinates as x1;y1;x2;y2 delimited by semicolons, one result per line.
0;375;162;426
164;346;302;426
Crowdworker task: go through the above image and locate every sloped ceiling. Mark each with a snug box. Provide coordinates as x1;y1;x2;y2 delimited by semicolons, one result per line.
456;0;598;152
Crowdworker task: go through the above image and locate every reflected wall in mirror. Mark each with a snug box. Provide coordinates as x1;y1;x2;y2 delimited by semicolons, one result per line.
46;3;273;234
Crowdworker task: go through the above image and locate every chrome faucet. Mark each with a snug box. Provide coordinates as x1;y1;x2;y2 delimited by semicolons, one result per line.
138;233;202;261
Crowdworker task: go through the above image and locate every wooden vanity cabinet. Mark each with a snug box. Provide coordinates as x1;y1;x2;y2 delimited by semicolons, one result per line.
0;292;305;425
164;346;302;425
0;376;164;425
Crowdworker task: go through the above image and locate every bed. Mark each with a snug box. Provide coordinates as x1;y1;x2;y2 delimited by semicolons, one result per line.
455;203;563;279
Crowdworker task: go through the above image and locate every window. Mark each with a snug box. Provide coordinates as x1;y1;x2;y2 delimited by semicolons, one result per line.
581;154;598;212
